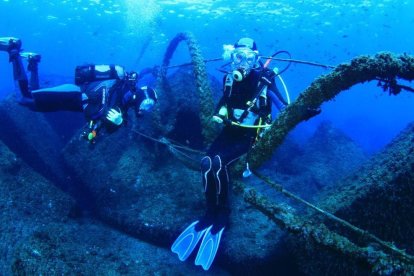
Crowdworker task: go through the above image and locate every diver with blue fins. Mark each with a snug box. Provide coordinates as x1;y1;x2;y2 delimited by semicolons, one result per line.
171;38;291;270
0;37;157;143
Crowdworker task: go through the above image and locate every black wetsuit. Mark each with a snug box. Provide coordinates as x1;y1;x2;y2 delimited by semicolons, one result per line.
201;66;287;229
81;80;157;136
6;49;155;140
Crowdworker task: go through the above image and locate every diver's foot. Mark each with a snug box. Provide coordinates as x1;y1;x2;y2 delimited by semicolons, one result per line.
21;52;41;72
20;51;41;62
0;37;21;52
0;37;22;62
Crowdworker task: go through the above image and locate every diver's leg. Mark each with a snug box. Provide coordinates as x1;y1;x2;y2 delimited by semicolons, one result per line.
201;156;216;215
21;52;41;91
0;37;21;52
200;154;230;233
211;155;230;213
0;37;32;98
203;128;235;216
13;55;32;99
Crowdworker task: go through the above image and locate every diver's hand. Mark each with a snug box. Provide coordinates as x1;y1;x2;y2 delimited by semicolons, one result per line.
106;108;123;126
212;115;232;126
212;115;224;124
139;98;155;112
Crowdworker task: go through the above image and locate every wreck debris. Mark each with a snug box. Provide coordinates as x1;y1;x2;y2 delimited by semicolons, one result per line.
242;52;414;172
154;32;216;145
241;182;413;275
153;33;414;273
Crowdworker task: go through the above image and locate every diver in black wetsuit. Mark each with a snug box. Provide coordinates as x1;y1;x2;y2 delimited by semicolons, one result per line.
171;37;289;270
201;37;289;227
76;67;157;143
0;37;157;143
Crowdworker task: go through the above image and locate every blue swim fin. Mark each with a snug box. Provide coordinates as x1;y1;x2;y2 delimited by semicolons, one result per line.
171;221;209;261
195;226;225;271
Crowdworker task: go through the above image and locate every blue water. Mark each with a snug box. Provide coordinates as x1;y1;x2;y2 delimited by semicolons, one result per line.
0;0;413;153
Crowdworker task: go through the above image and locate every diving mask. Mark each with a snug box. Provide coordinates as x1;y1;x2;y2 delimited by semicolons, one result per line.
231;47;258;81
231;47;258;67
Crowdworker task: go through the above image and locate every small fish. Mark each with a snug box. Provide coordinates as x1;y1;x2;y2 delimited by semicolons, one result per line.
46;15;58;20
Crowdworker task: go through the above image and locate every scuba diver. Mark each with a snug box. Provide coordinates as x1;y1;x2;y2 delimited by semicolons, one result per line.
0;37;157;143
171;38;296;270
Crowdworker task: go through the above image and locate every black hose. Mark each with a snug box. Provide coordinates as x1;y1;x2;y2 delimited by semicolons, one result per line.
264;50;292;75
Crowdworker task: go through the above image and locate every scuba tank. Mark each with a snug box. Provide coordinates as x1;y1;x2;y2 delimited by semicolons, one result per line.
75;64;125;85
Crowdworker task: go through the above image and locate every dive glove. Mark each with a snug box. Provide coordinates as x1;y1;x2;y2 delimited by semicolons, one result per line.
212;115;232;126
212;106;228;124
212;115;224;124
106;108;123;126
139;98;155;112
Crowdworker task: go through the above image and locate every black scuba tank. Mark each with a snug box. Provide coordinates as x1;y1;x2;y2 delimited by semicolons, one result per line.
75;64;125;85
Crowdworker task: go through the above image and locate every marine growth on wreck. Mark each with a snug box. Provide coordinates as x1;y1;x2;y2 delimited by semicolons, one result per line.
151;32;414;274
0;1;413;274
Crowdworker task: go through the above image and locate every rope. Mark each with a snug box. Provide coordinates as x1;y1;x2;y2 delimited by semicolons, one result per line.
253;170;414;263
162;55;335;74
132;129;164;144
167;144;202;164
132;129;205;165
165;57;223;69
230;121;272;128
261;56;335;69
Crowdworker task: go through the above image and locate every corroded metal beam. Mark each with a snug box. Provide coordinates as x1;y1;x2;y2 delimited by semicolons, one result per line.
242;52;414;172
154;32;216;145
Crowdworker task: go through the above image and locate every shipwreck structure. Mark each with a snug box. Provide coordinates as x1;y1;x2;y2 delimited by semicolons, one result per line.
151;32;414;274
0;32;413;274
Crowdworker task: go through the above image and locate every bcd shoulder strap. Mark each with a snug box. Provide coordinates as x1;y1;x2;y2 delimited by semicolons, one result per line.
236;68;275;123
224;74;233;97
